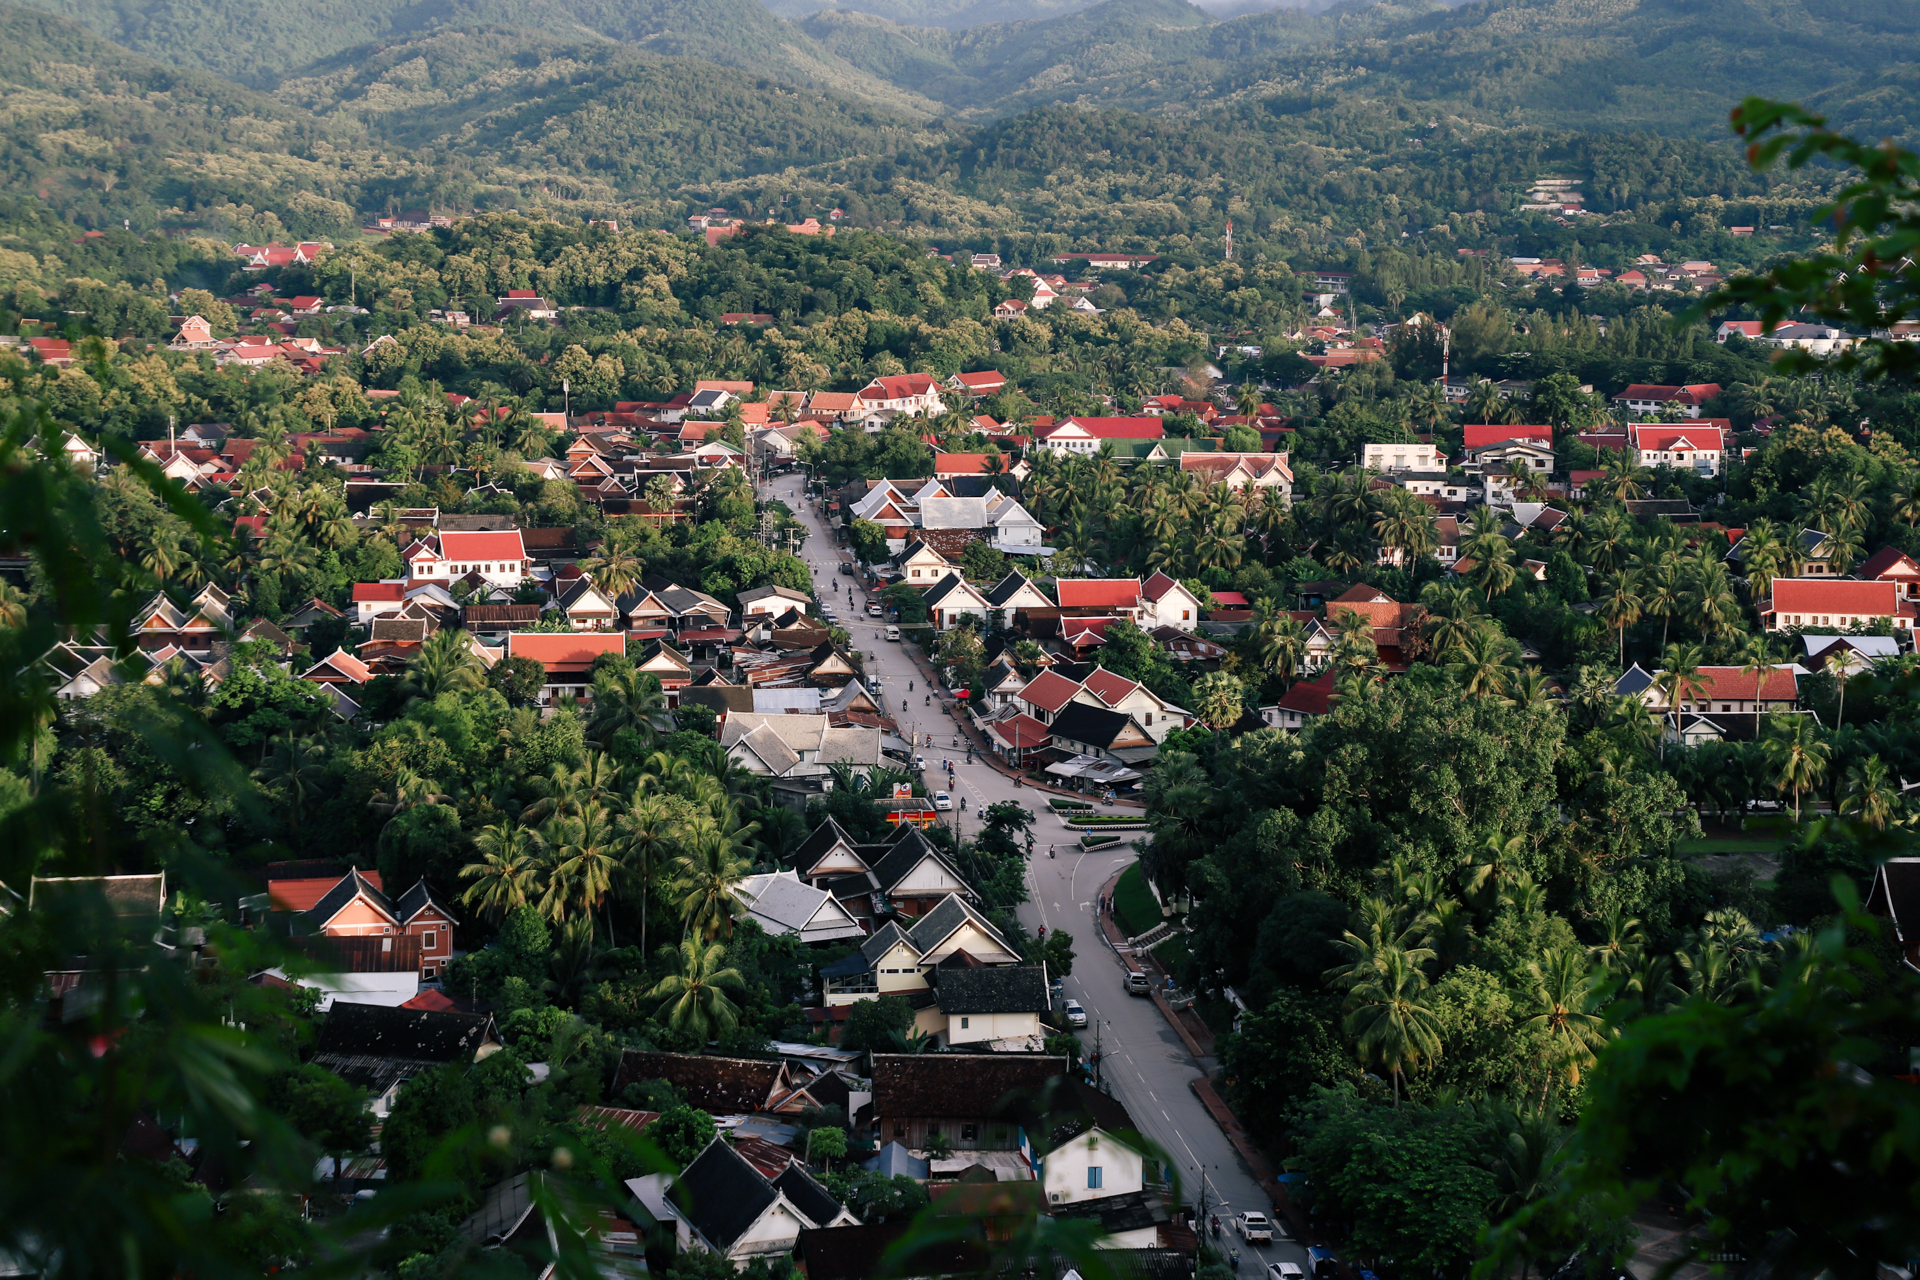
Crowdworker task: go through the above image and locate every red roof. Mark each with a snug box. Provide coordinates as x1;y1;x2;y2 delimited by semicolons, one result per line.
1463;424;1553;450
1018;670;1083;714
1056;578;1142;610
933;453;1003;475
1051;417;1166;440
1630;424;1725;452
268;871;382;912
1769;579;1898;615
1210;591;1250;606
233;515;267;536
1859;546;1920;580
352;582;405;602
508;631;629;670
860;374;941;400
400;989;459;1011
953;371;1006;391
1681;667;1800;703
438;530;527;561
1276;672;1336;717
1080;667;1141;706
1615;383;1723;405
988;713;1053;750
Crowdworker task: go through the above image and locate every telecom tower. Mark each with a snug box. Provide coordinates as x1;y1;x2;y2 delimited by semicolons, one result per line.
1223;218;1234;261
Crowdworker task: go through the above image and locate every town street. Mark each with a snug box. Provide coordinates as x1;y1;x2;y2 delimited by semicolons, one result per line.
772;472;1306;1270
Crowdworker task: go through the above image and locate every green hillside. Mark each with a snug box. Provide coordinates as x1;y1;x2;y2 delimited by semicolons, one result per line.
6;0;945;115
276;26;941;198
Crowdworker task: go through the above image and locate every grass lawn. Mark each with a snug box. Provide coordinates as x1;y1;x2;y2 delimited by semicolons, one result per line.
1113;862;1163;938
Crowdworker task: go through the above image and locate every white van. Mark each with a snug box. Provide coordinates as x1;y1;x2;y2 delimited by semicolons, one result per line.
885;625;901;641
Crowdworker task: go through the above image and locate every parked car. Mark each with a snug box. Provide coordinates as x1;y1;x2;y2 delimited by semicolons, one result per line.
839;562;854;575
885;625;901;641
1063;999;1087;1027
867;603;883;617
1268;1265;1304;1280
1237;1212;1273;1244
1124;971;1150;996
914;754;926;771
933;791;953;810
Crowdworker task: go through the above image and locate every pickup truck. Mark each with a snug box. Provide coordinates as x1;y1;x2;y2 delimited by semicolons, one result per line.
1236;1211;1274;1244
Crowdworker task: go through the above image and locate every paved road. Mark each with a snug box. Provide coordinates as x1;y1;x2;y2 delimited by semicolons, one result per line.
770;473;1308;1272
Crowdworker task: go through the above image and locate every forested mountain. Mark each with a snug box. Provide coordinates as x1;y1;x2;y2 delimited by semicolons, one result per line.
6;0;945;113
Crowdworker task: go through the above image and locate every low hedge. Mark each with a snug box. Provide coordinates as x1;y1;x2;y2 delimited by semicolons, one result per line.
1048;798;1094;813
1065;815;1149;828
1080;834;1123;849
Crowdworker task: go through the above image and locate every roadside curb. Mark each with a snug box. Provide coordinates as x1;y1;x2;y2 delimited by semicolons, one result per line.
1191;1075;1295;1226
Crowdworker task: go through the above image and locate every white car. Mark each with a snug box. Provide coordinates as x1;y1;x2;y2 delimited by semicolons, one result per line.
1237;1211;1274;1243
933;791;953;810
1268;1265;1304;1280
1063;999;1087;1027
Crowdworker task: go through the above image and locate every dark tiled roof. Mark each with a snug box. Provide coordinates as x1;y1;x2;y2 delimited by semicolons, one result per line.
773;1163;844;1226
793;818;862;874
312;1002;495;1061
303;869;395;929
461;1171;541;1246
680;686;755;714
1034;1078;1141;1156
1045;701;1138;749
932;965;1051;1015
292;933;422;973
904;895;1009;956
611;1050;783;1114
394;878;459;925
672;1138;777;1250
869;828;968;897
872;1053;1067;1120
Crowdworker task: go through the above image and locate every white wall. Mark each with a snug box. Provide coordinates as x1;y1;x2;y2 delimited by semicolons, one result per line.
1042;1129;1145;1206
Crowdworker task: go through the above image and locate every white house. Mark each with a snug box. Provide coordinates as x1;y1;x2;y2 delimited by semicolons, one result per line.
1139;571;1207;632
1362;440;1444;472
923;572;992;631
738;584;815;619
1630;423;1726;476
854;374;945;415
403;529;531;588
1761;579;1915;633
735;871;867;943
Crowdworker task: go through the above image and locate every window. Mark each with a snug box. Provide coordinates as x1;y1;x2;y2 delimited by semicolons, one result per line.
961;1123;977;1141
1087;1167;1104;1190
423;930;437;951
894;1122;906;1138
960;1017;969;1029
381;937;392;952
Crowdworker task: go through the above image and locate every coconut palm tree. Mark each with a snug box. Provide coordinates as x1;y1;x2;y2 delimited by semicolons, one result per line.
1652;642;1706;758
588;665;665;750
1841;753;1899;830
460;821;546;923
617;794;687;956
581;544;643;597
1463;378;1510;425
1687;560;1741;643
1502;667;1557;710
1595;569;1645;666
670;824;750;940
1343;946;1444;1107
1254;614;1309;686
1586;906;1643;971
252;731;331;829
404;630;486;701
1446;623;1516;696
1524;951;1608;1103
1762;713;1830;820
544;804;626;940
647;937;746;1042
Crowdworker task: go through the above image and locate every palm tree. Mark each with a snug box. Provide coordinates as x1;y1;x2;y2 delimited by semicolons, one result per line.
582;544;643;597
252;732;330;829
405;630;485;701
1190;671;1247;730
1464;378;1510;425
0;579;26;629
1640;561;1683;648
670;824;749;940
588;665;665;749
1343;946;1444;1107
1687;560;1741;643
647;938;746;1042
1444;623;1515;696
1502;667;1557;710
1523;947;1608;1102
617;794;687;957
1652;642;1706;758
1254;614;1308;686
1841;754;1899;830
1599;455;1654;501
545;804;625;940
1595;570;1645;666
460;821;546;923
1762;713;1830;820
1419;583;1483;660
1585;906;1643;970
141;527;189;582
